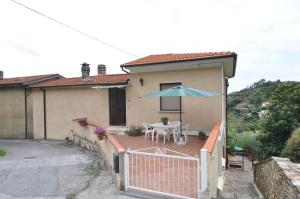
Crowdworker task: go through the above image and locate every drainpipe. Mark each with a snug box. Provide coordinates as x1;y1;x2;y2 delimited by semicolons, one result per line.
24;88;28;139
225;77;229;169
221;64;225;122
41;88;47;139
120;66;129;74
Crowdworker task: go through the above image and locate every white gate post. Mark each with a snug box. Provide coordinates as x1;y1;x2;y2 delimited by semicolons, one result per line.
200;148;208;192
124;152;129;190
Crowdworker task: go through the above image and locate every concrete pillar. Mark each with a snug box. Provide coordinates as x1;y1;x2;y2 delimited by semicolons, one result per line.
201;148;208;192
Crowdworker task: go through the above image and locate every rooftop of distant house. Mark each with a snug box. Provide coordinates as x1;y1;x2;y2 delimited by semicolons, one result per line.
0;74;62;87
31;74;129;88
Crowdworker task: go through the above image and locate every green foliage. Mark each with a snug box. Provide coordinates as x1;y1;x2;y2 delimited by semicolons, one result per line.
228;79;282;133
198;131;206;137
125;125;143;136
281;128;300;163
160;117;169;125
0;149;6;157
259;82;300;157
228;131;259;156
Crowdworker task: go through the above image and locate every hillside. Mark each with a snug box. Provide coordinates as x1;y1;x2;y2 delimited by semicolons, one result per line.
228;79;282;132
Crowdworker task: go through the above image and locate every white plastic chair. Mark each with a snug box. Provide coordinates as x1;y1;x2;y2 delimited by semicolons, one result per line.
155;128;170;144
170;121;180;142
181;124;190;142
143;122;155;140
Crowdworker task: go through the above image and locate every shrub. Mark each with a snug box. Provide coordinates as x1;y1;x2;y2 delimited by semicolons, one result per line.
228;131;259;156
281;127;300;163
0;149;6;157
198;131;206;137
125;126;143;136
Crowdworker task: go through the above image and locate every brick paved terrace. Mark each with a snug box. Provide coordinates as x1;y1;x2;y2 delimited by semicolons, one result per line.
111;134;206;157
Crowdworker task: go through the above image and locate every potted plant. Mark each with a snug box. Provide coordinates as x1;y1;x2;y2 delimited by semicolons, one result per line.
160;117;169;125
125;126;143;136
95;127;106;140
198;131;207;140
78;118;88;127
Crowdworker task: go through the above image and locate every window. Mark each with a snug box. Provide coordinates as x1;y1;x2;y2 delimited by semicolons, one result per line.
160;83;181;111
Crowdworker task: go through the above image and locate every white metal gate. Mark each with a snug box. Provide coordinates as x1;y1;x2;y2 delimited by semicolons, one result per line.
125;147;200;199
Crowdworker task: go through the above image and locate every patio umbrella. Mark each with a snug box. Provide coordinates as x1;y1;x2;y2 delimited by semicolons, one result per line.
142;86;220;134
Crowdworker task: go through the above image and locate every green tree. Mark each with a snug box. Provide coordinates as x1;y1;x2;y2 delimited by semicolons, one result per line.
281;128;300;162
259;82;300;157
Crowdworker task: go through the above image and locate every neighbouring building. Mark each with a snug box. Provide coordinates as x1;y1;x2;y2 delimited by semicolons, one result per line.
0;72;62;138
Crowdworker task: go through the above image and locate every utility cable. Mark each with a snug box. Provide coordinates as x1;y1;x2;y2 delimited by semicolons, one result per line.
9;0;139;58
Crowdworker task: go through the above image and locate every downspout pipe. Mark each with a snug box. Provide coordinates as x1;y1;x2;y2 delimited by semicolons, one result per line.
121;66;129;74
41;88;47;139
225;77;229;169
24;88;28;139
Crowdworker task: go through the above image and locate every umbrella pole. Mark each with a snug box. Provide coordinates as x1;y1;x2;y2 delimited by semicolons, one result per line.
180;96;182;136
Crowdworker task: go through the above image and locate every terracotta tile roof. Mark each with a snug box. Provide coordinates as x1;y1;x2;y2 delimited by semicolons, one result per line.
31;74;129;88
121;52;237;67
0;74;61;86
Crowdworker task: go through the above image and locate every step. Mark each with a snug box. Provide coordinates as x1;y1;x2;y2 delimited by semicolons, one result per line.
106;126;128;135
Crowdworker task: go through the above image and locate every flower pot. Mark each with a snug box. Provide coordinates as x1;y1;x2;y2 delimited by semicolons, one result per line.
97;134;105;140
162;121;168;125
79;122;87;127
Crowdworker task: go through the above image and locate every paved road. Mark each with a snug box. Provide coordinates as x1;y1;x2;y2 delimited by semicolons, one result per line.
0;139;133;199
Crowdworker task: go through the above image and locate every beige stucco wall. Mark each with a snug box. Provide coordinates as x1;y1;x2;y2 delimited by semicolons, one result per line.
32;87;109;140
32;90;44;139
126;67;222;132
26;89;33;138
0;88;26;138
32;67;224;139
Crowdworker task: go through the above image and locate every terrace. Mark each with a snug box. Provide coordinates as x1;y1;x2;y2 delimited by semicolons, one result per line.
112;134;206;157
71;119;224;199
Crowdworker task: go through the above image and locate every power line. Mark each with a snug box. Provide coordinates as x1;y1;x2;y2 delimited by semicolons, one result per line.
8;0;139;58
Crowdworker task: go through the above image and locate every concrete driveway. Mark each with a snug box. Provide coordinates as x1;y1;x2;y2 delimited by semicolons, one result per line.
0;140;132;199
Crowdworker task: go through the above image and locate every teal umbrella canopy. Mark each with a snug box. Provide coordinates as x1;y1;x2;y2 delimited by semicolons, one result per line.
143;86;220;97
142;85;220;137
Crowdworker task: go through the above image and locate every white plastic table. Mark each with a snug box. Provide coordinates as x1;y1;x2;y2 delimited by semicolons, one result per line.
149;123;179;143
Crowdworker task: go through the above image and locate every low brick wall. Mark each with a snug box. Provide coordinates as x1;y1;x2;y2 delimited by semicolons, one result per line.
254;157;300;199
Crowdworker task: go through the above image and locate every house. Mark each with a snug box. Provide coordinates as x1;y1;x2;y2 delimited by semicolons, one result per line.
27;52;237;141
0;72;62;138
0;51;237;198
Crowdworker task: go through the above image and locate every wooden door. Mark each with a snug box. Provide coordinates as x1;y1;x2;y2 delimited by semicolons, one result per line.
109;88;126;126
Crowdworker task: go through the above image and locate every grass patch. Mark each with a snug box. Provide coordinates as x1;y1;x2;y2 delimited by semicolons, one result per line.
83;165;100;176
0;149;6;157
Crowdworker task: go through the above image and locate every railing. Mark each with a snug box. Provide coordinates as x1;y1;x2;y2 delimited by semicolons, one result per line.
200;120;226;198
125;147;200;199
71;118;126;190
71;119;99;150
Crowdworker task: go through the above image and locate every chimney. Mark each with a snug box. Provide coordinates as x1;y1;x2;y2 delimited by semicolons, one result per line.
81;62;90;79
0;71;3;80
97;64;106;75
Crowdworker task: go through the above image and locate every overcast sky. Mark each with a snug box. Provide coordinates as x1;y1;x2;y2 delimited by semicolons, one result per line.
0;0;299;92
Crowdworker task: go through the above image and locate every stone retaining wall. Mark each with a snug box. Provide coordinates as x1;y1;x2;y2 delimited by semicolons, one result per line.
254;157;300;199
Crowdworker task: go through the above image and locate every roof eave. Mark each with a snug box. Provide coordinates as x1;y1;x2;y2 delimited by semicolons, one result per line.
31;81;129;89
0;83;23;89
23;74;64;86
